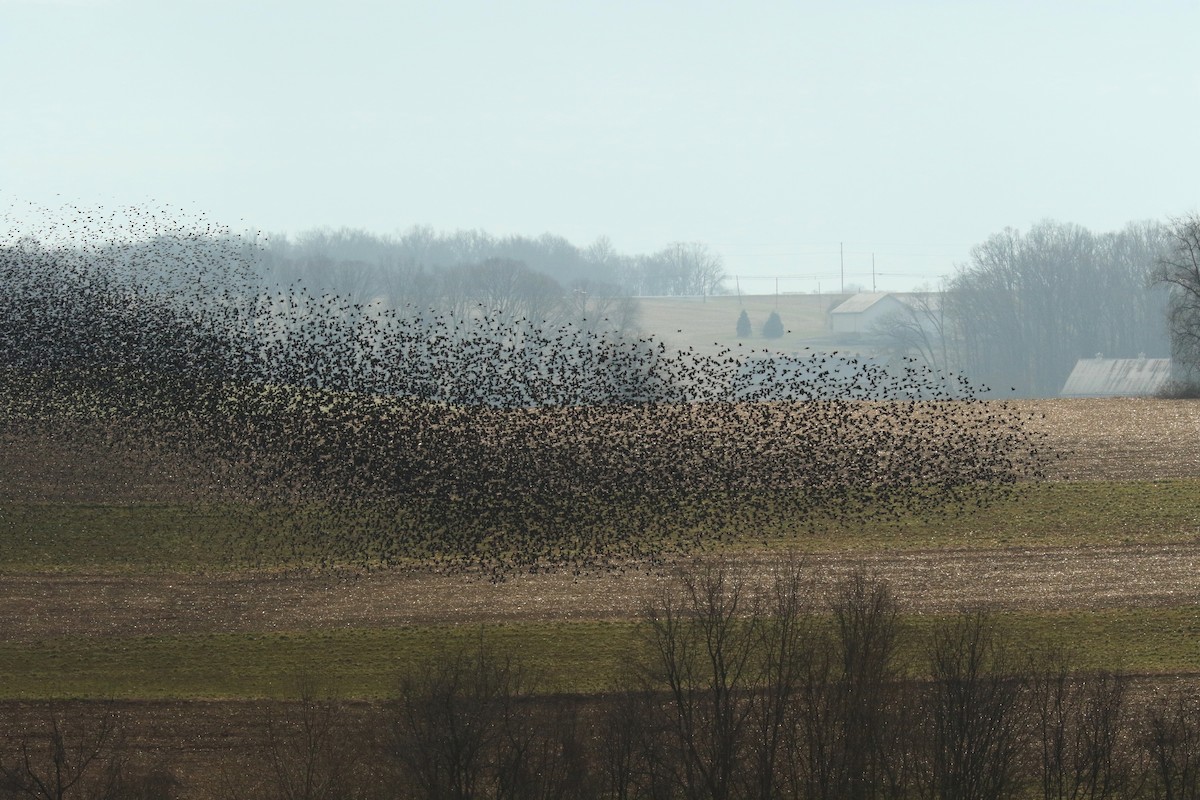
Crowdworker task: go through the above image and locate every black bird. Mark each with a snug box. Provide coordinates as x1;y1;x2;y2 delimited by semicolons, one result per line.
0;200;1051;578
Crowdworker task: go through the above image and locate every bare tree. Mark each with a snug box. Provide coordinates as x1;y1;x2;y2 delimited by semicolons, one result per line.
457;258;564;323
947;220;1169;396
872;288;959;379
385;635;590;800
599;687;674;800
799;571;907;800
1028;654;1134;800
387;636;523;799
640;560;759;800
922;611;1029;800
1153;213;1200;388
1143;691;1200;800
746;558;816;800
832;571;904;800
564;279;641;335
634;556;825;800
631;243;727;297
0;703;156;800
258;676;369;800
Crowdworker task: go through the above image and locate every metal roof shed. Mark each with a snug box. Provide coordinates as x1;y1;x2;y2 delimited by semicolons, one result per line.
1060;357;1174;397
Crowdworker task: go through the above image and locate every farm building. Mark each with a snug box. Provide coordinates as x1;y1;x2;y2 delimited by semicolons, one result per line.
1060;357;1174;398
829;293;912;335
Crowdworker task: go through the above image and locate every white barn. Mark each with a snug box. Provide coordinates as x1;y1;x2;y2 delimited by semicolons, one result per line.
829;293;912;335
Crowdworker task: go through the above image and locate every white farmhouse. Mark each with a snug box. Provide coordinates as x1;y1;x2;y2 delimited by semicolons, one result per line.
828;293;912;335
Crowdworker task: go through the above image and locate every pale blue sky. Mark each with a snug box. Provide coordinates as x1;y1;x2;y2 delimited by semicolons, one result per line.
3;0;1197;292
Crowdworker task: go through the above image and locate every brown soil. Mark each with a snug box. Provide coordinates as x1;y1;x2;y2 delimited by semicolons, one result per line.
1;397;1198;642
1;542;1198;644
1017;398;1200;481
3;397;1200;798
6;398;1200;505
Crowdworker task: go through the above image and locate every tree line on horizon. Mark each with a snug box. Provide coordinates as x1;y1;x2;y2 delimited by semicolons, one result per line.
8;202;1200;398
251;216;1200;398
254;226;728;311
871;218;1200;397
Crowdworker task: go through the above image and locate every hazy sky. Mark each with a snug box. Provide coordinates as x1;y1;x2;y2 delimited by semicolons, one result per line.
3;0;1197;293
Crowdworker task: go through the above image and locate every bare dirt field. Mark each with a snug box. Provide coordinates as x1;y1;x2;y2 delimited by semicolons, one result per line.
5;397;1200;504
2;397;1199;798
0;542;1198;643
1019;398;1200;481
1;398;1198;642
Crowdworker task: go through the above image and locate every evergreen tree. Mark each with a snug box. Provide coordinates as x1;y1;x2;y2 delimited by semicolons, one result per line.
736;309;752;338
762;310;784;338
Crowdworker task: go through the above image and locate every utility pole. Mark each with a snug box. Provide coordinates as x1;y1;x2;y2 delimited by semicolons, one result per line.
840;242;844;294
735;275;742;305
872;252;876;292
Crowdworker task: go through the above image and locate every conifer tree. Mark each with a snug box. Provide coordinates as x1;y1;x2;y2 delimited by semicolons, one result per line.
763;310;784;338
736;309;752;338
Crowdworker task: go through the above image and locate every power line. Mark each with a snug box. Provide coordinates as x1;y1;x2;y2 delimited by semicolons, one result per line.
734;271;937;279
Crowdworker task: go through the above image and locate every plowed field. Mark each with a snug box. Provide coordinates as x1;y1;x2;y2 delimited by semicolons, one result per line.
2;397;1198;798
3;399;1199;636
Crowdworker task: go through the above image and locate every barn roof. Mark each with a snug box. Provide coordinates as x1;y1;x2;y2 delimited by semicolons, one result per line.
1060;357;1174;398
829;292;898;315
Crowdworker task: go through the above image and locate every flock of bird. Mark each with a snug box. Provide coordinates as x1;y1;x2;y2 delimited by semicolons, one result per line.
1;204;1051;576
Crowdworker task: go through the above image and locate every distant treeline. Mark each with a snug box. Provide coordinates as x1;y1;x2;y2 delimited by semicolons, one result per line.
4;204;1178;398
255;226;728;308
257;220;1176;397
878;220;1173;397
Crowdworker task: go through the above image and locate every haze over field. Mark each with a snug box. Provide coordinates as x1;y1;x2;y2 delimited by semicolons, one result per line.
6;5;1200;795
3;0;1198;293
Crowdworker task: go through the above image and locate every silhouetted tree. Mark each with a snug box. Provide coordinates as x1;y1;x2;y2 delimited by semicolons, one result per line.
736;310;751;338
1028;656;1133;800
799;571;907;800
1153;213;1200;388
1143;691;1200;800
923;611;1028;800
0;702;176;800
641;561;759;800
386;635;590;800
762;311;784;339
257;676;369;800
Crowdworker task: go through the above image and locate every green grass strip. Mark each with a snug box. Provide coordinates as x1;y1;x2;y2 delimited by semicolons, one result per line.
0;622;639;700
2;479;1199;573
0;608;1196;701
0;503;248;572
778;478;1200;552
